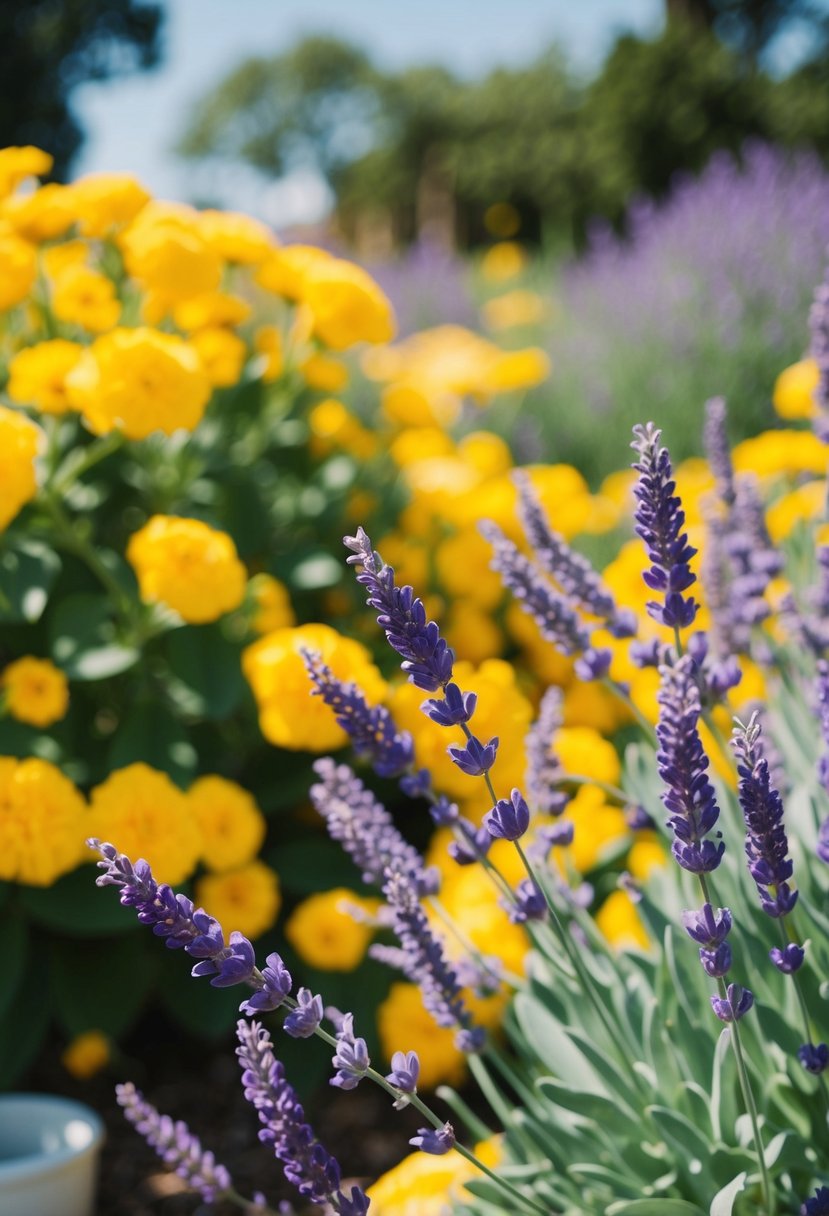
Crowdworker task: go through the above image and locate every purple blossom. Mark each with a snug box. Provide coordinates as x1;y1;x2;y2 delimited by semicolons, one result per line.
810;260;829;438
508;877;548;924
116;1082;233;1204
478;519;593;658
524;686;568;816
732;713;798;919
331;1013;370;1090
819;816;829;866
309;759;438;897
409;1122;455;1155
241;953;293;1016
447;819;492;866
631;422;698;630
655;657;724;873
484;788;531;841
446;734;499;777
798;1043;829;1075
304;650;414;778
681;904;732;947
345;527;454;692
711;983;754;1024
191;932;256;987
236;1019;367;1215
703;397;736;508
700;942;732;978
803;1186;829;1216
769;943;805;974
816;662;829;800
423;682;477;727
386;1050;420;1094
283;989;324;1039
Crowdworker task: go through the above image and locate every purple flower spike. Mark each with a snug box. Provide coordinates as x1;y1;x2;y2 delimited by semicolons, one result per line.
574;646;613;682
241;953;293;1015
769;943;805;974
711;983;754;1023
508;877;547;924
798;1043;829;1075
116;1082;233;1205
803;1186;829;1216
681;904;732;947
631;422;698;629
447;819;492;866
525;686;568;817
810;261;829;439
447;734;499;777
386;1050;420;1094
732;713;798;919
423;682;477;727
192;932;256;988
410;1122;455;1155
700;942;732;978
283;989;324;1039
484;788;531;842
331;1014;370;1090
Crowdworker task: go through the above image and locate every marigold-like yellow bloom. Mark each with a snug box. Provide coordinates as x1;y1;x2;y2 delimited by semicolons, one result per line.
126;515;247;624
481;240;526;282
190;325;247;387
563;786;628;873
62;1031;110;1080
733;430;827;478
197;209;274;264
0;405;42;531
300;351;349;391
66;327;211;438
436;528;504;610
88;763;200;886
308;398;378;460
766;479;825;543
773;358;819;420
285;888;378;971
628;836;668;880
2;657;69;727
2;183;75;241
51;265;121;332
303;257;395;350
7;339;84;414
0;146;52;198
122;206;224;310
253;325;285;382
368;1136;501;1215
196;860;281;940
596;889;650;951
443;598;504;665
249;573;296;635
483;288;548;331
243;623;386;751
457;431;513;478
67;172;150;235
0;757;86;886
173;291;251;331
482;347;550;393
189;775;266;873
555;725;621;788
377;982;465;1090
255;244;334;300
0;231;37;311
41;239;88;280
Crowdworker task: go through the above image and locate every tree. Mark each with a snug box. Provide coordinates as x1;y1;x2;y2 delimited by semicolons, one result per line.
0;0;164;179
665;0;829;63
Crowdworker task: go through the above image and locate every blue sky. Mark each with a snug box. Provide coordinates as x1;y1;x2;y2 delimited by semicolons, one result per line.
71;0;823;225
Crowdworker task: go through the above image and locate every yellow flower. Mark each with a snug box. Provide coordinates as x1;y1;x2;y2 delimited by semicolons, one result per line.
190;326;247;387
773;358;819;420
189;775;266;873
300;351;349;391
197;209;274;264
7;339;84;414
562;785;628;873
256;244;333;300
483;288;547;331
0;231;37;311
249;573;296;634
435;528;504;609
443;599;504;665
66;327;211;438
439;863;529;977
88;763;200;886
368;1138;501;1215
596;889;650;951
628;836;668;880
41;239;88;279
0;757;86;886
562;679;629;734
732;430;828;479
62;1031;110;1080
303;257;396;350
766;479;824;543
308;398;377;459
173;291;251;331
0;405;42;531
254;325;285;382
51;265;121;332
457;431;513;478
243;623;386;751
377;983;465;1089
480;241;526;282
196;860;281;940
555;725;621;787
126;515;247;624
481;347;550;393
2;183;75;241
0;146;52;197
285;888;377;970
390;428;455;467
2;657;69;727
67;172;150;235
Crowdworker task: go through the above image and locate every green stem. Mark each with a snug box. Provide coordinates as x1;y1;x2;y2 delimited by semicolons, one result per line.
41;492;135;620
51;429;125;497
559;773;629;803
603;676;655;739
776;918;829;1121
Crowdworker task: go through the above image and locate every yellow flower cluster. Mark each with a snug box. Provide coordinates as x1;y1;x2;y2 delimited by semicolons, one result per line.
285;888;379;971
1;656;69;727
126;515;247;624
367;1134;502;1215
0;756;86;886
0;404;41;530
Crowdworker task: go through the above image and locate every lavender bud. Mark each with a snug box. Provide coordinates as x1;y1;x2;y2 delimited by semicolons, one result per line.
769;943;805;974
283;989;324;1039
409;1122;455;1155
446;734;499;777
711;982;754;1023
423;683;477;726
798;1043;829;1075
484;788;531;841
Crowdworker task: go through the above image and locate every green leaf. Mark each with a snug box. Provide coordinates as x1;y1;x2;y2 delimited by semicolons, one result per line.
0;951;51;1086
0;911;29;1022
606;1201;706;1216
156;946;241;1040
709;1172;746;1216
0;539;61;622
107;701;197;784
165;625;244;720
267;837;363;895
513;992;606;1093
20;863;139;936
536;1076;630;1125
49;593;138;680
50;934;156;1038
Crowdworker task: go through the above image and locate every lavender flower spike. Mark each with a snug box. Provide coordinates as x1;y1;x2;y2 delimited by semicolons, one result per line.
810;260;829;440
87;839;291;1012
303;650;415;778
631;422;698;629
655;657;725;873
345;527;454;692
732;713;798;922
525;685;569;817
236;1019;369;1215
410;1122;455;1155
711;982;754;1024
309;759;439;897
331;1013;371;1090
116;1082;233;1205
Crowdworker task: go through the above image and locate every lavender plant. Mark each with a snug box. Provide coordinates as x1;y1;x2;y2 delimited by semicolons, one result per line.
90;407;829;1215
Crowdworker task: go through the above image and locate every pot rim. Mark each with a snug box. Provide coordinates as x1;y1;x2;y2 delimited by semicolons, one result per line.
0;1093;105;1185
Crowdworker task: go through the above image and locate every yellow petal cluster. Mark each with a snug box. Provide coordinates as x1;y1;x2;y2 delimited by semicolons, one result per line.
367;1135;502;1215
7;339;84;414
195;860;281;940
0;757;86;886
249;573;296;634
61;1030;110;1080
285;888;378;970
189;775;266;873
2;657;69;727
0;404;42;531
773;358;819;420
126;515;247;623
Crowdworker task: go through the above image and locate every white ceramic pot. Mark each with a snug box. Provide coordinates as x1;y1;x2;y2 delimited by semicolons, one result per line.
0;1093;104;1216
